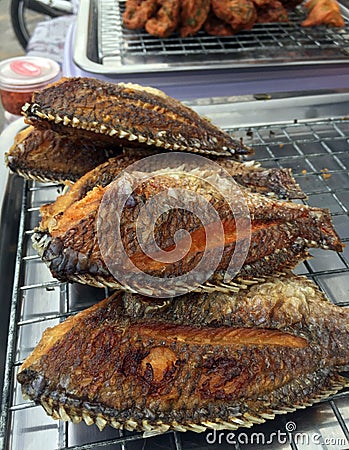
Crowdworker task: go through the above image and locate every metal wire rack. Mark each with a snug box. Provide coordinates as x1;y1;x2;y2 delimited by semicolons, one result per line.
96;0;349;67
1;114;349;450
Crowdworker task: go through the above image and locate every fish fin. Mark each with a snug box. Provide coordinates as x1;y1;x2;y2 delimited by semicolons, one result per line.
19;370;348;434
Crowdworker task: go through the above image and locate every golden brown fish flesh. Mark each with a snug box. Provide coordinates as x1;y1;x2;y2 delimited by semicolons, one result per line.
32;165;341;295
22;77;252;157
17;275;349;433
5;126;121;183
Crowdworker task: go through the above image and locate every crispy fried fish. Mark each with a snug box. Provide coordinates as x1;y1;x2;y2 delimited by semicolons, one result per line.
5;126;121;183
17;275;349;433
23;78;251;157
32;166;341;294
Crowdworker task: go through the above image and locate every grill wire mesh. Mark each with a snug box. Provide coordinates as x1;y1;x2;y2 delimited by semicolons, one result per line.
1;116;349;450
97;0;349;66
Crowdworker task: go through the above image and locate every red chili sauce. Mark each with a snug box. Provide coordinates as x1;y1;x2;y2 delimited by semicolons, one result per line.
0;89;32;116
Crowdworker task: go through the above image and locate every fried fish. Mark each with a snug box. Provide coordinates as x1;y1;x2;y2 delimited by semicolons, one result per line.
22;78;252;157
5;124;304;198
17;275;349;434
5;126;121;183
32;165;341;295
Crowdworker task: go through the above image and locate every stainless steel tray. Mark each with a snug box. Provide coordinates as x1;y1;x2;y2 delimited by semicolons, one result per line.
1;93;349;450
73;0;349;74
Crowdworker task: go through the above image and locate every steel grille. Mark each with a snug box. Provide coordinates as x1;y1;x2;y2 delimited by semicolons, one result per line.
1;116;349;450
97;0;349;65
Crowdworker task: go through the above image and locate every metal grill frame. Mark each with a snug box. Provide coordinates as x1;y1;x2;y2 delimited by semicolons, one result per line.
74;0;349;73
1;100;349;450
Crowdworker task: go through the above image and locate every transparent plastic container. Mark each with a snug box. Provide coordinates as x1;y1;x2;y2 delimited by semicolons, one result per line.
0;56;61;117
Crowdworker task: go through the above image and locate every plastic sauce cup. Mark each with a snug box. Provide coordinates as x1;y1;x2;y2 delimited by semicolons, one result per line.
0;56;61;116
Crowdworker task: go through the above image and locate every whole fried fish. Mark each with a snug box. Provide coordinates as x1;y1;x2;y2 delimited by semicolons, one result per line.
33;166;341;295
5;126;304;196
17;275;349;434
5;126;121;183
22;77;252;157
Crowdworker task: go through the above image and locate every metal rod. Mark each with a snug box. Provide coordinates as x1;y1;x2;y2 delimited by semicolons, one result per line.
0;181;28;449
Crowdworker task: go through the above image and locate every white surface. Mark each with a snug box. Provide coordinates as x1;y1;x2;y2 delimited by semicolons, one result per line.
0;117;26;223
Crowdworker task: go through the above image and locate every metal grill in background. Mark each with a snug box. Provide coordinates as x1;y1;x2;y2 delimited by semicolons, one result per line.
1;116;349;450
96;0;349;66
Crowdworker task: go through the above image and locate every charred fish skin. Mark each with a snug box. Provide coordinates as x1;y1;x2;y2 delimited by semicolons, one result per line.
17;276;349;433
5;126;122;184
22;77;252;157
32;167;342;294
